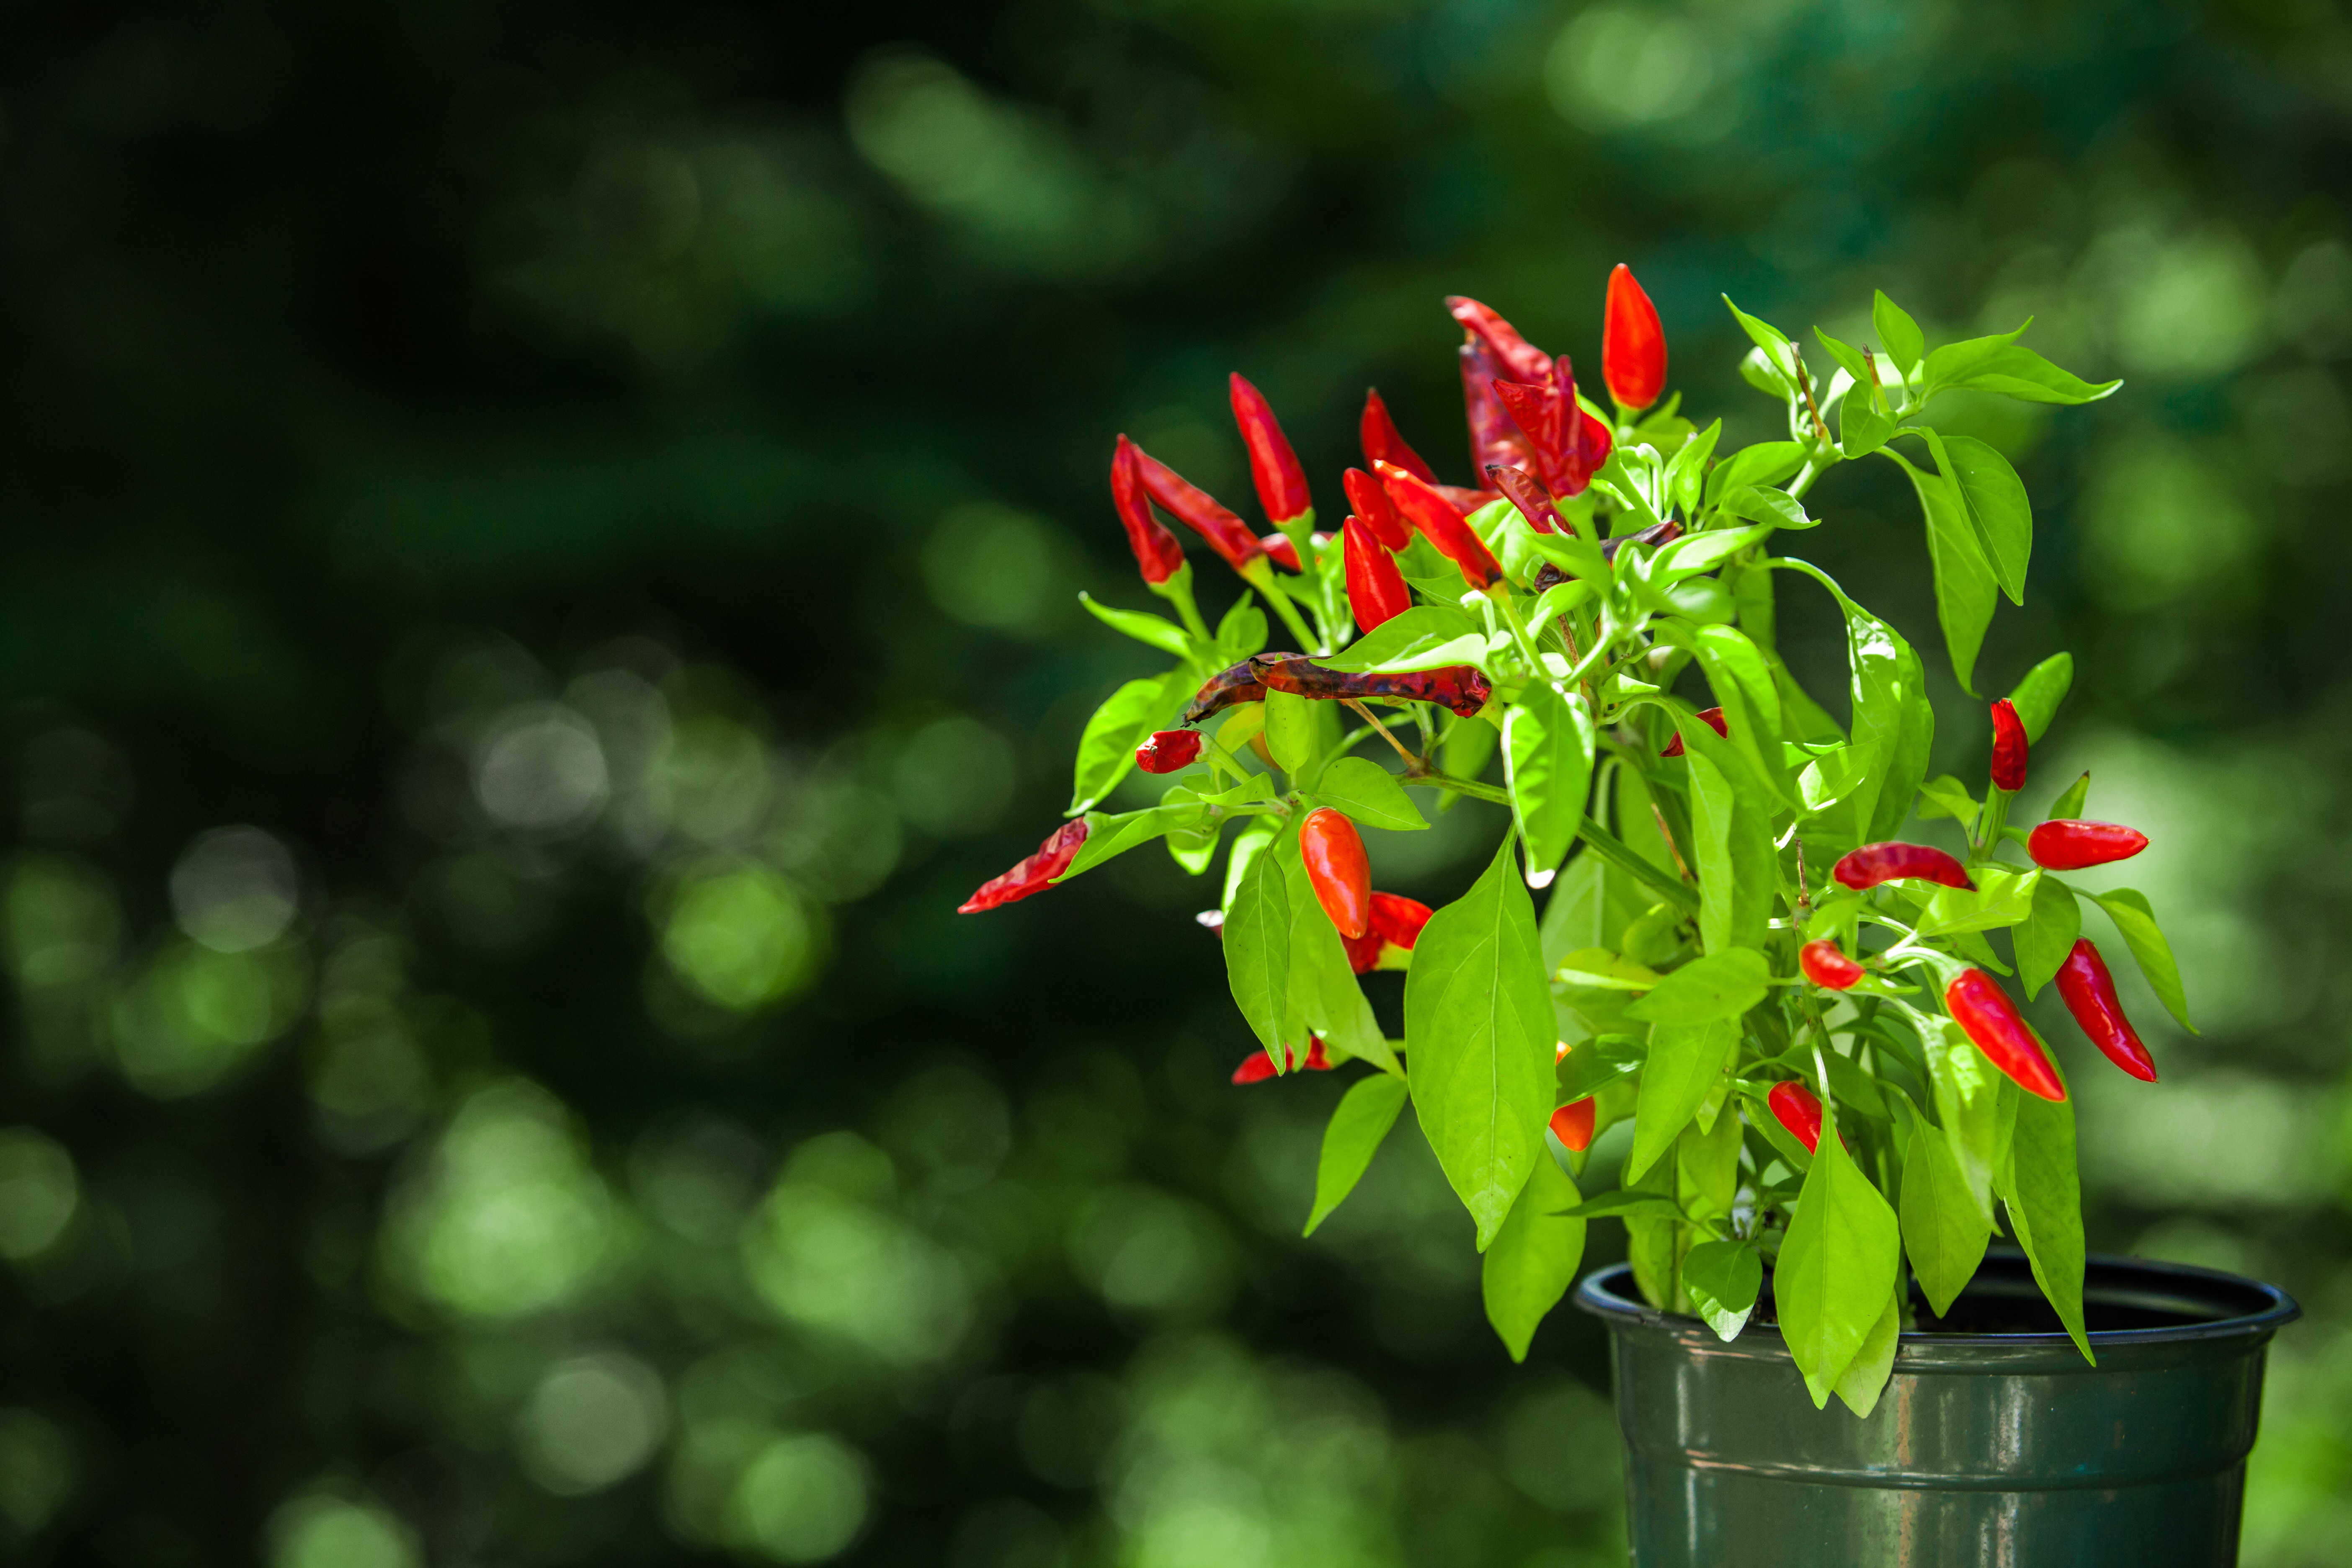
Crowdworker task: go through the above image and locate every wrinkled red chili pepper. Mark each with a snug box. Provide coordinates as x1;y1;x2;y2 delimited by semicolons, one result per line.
1300;807;1372;940
1833;842;1977;891
1372;460;1504;589
958;820;1090;913
1180;662;1271;724
1112;436;1188;585
1343;466;1411;550
1494;359;1613;499
1487;464;1562;534
1602;263;1667;412
1660;706;1728;758
1799;939;1864;991
1945;968;2065;1101
1370;892;1433;949
1360;388;1438;485
1458;335;1539;478
2027;819;2148;871
2054;938;2155;1083
1135;730;1203;774
1446;294;1555;384
1344;518;1412;634
1132;447;1268;575
1767;1080;1824;1153
1230;373;1313;526
1550;1098;1597;1153
1990;698;2028;793
1232;1037;1333;1083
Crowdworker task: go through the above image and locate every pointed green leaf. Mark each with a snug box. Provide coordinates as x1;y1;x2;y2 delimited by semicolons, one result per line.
1925;431;2032;607
2015;874;2082;1001
1284;856;1396;1074
1406;834;1555;1249
1503;683;1596;888
1872;291;1924;376
1682;1238;1763;1342
2086;888;2197;1033
1926;1016;2002;1224
1915;867;2041;936
2048;771;2091;822
2005;652;2073;744
1070;672;1186;812
1313;756;1429;833
1626;1018;1738;1182
1722;295;1801;382
1705;441;1808;511
1304;1074;1410;1235
1482;1153;1586;1361
1559;1189;1687;1221
1057;804;1202;882
1930;343;2120;405
1320;605;1486;673
1886;445;1997;694
1624;948;1769;1027
1262;689;1318;779
1079;593;1194;658
1223;843;1290;1055
1901;1117;1991;1317
1920;322;2030;392
1999;1068;2093;1364
1774;1120;1903;1408
1835;1288;1903;1418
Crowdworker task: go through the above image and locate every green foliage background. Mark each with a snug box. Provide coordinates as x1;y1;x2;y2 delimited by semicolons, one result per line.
0;2;2347;1563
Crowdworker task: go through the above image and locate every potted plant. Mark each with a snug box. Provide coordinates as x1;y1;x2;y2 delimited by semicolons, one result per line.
959;270;2299;1563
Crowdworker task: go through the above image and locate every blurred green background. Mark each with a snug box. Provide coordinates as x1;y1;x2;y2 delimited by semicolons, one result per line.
1;1;2347;1563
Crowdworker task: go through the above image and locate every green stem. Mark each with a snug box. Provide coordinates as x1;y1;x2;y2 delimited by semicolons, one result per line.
1400;763;1509;805
1164;576;1212;642
1490;589;1548;671
1574;816;1701;912
1264;578;1323;655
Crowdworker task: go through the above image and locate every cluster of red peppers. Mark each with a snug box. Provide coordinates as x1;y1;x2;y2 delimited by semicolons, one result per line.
1777;698;2160;1095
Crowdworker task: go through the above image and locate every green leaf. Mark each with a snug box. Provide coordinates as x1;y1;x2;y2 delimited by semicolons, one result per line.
1886;445;1998;694
1624;948;1770;1026
2048;770;2091;822
1558;1189;1686;1221
1405;834;1556;1249
1078;593;1195;658
1681;1238;1762;1342
1626;1018;1738;1182
1304;1073;1409;1235
1666;419;1722;519
1222;816;1279;913
1914;774;1981;827
1481;1153;1586;1361
1216;592;1269;662
1915;866;2040;936
2014;873;2082;1001
1656;523;1781;581
1223;844;1290;1056
1920;322;2030;392
1057;804;1202;882
1901;1116;1991;1317
1839;394;1893;460
1676;739;1773;955
1925;431;2032;607
1930;343;2120;405
1776;559;1934;845
1773;1118;1903;1408
1872;290;1924;376
1835;1288;1903;1418
2086;888;2197;1032
1722;294;1802;383
1503;684;1596;888
1313;756;1429;833
2005;652;2073;744
1320;605;1487;673
1263;689;1319;779
1925;1018;2002;1223
1285;856;1397;1074
1705;441;1808;510
1622;1148;1679;1308
1999;1072;2093;1363
1811;325;1872;387
1070;672;1184;813
1554;1033;1647;1101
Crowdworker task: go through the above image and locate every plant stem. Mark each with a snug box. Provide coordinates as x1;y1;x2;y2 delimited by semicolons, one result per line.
1265;579;1323;655
1345;699;1417;765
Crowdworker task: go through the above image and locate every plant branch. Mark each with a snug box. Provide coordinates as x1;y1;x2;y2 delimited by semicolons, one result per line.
1345;699;1417;765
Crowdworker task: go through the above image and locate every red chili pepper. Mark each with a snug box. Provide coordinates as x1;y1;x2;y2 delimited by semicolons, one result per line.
1833;842;1977;891
1111;436;1187;585
1493;361;1613;500
1340;928;1385;974
2027;820;2148;871
1458;337;1539;478
1767;1080;1824;1153
1135;730;1203;774
1602;263;1667;412
1990;698;2029;793
1132;447;1268;575
1342;466;1411;550
1369;892;1433;949
1260;533;1302;573
1372;461;1503;589
1232;1037;1334;1083
1486;464;1562;534
1549;1098;1596;1153
1659;706;1727;758
1344;518;1412;634
1944;968;2065;1102
1446;295;1555;384
2054;938;2156;1082
958;820;1090;913
1230;373;1312;526
1799;940;1864;991
1300;807;1372;939
1360;388;1438;485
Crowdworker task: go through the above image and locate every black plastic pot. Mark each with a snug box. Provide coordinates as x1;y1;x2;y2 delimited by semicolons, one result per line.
1574;1250;2299;1566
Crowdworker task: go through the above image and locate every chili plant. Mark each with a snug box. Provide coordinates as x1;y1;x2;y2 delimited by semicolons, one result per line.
964;274;2186;1417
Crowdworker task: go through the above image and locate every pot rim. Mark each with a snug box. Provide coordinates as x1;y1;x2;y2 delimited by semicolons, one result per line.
1574;1248;2301;1352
